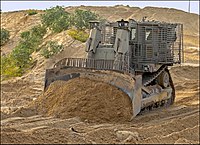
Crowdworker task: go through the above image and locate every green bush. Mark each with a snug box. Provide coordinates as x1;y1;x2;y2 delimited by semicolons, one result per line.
41;6;71;33
0;28;10;46
20;31;30;39
31;25;47;39
67;29;89;42
27;10;38;16
1;55;22;79
40;41;64;58
72;9;99;30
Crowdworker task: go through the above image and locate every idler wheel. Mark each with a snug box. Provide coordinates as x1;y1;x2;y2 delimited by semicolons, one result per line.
157;70;169;88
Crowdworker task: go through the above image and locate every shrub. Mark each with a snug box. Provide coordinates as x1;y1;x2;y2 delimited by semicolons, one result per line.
20;31;31;40
41;6;71;33
27;10;38;16
40;47;50;58
31;25;47;39
40;41;64;58
0;28;10;46
1;55;22;79
67;29;89;42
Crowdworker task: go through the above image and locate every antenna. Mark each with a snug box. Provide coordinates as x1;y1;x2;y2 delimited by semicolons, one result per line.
188;0;191;13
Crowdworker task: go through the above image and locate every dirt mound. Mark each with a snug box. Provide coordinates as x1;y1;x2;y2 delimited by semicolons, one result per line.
33;77;132;123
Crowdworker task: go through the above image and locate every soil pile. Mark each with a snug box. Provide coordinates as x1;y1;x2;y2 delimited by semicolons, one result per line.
33;77;133;123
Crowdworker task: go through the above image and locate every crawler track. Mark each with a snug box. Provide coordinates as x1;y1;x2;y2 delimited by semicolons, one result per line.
140;65;175;113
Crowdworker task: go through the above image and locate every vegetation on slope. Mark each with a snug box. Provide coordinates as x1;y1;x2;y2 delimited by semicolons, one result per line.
0;28;10;46
1;25;46;78
26;9;38;16
67;29;89;43
41;6;71;33
40;41;64;58
41;6;98;40
72;9;99;30
1;6;99;80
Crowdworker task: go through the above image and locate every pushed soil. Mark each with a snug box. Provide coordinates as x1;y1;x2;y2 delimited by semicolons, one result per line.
33;77;133;123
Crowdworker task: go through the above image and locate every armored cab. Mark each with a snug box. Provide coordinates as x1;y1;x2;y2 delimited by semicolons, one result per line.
86;19;183;73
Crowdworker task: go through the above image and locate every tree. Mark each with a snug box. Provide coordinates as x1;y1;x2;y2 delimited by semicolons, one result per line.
41;6;71;33
72;9;99;30
0;28;10;46
20;25;46;51
11;42;32;68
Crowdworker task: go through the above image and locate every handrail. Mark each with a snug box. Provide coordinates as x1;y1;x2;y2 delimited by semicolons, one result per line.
53;58;133;74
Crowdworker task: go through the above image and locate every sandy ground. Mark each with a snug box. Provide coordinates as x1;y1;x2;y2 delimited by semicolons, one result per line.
0;64;199;144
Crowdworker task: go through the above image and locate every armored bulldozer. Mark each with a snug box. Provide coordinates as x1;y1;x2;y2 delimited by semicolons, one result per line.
44;18;183;117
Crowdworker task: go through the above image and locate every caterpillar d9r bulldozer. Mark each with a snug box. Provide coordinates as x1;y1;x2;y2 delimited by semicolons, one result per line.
44;18;183;117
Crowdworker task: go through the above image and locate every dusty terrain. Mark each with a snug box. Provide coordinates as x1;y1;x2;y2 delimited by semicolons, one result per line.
1;5;199;144
1;65;199;144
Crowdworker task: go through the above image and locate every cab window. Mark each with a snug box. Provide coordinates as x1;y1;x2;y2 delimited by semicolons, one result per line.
131;28;136;40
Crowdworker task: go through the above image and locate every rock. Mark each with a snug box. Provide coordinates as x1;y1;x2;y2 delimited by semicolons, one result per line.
116;130;139;143
33;98;37;101
174;138;196;144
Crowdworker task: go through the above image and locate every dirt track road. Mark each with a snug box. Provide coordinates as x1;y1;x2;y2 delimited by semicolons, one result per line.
1;65;199;144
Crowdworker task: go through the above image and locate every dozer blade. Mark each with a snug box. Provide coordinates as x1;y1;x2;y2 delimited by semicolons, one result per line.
44;66;142;117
